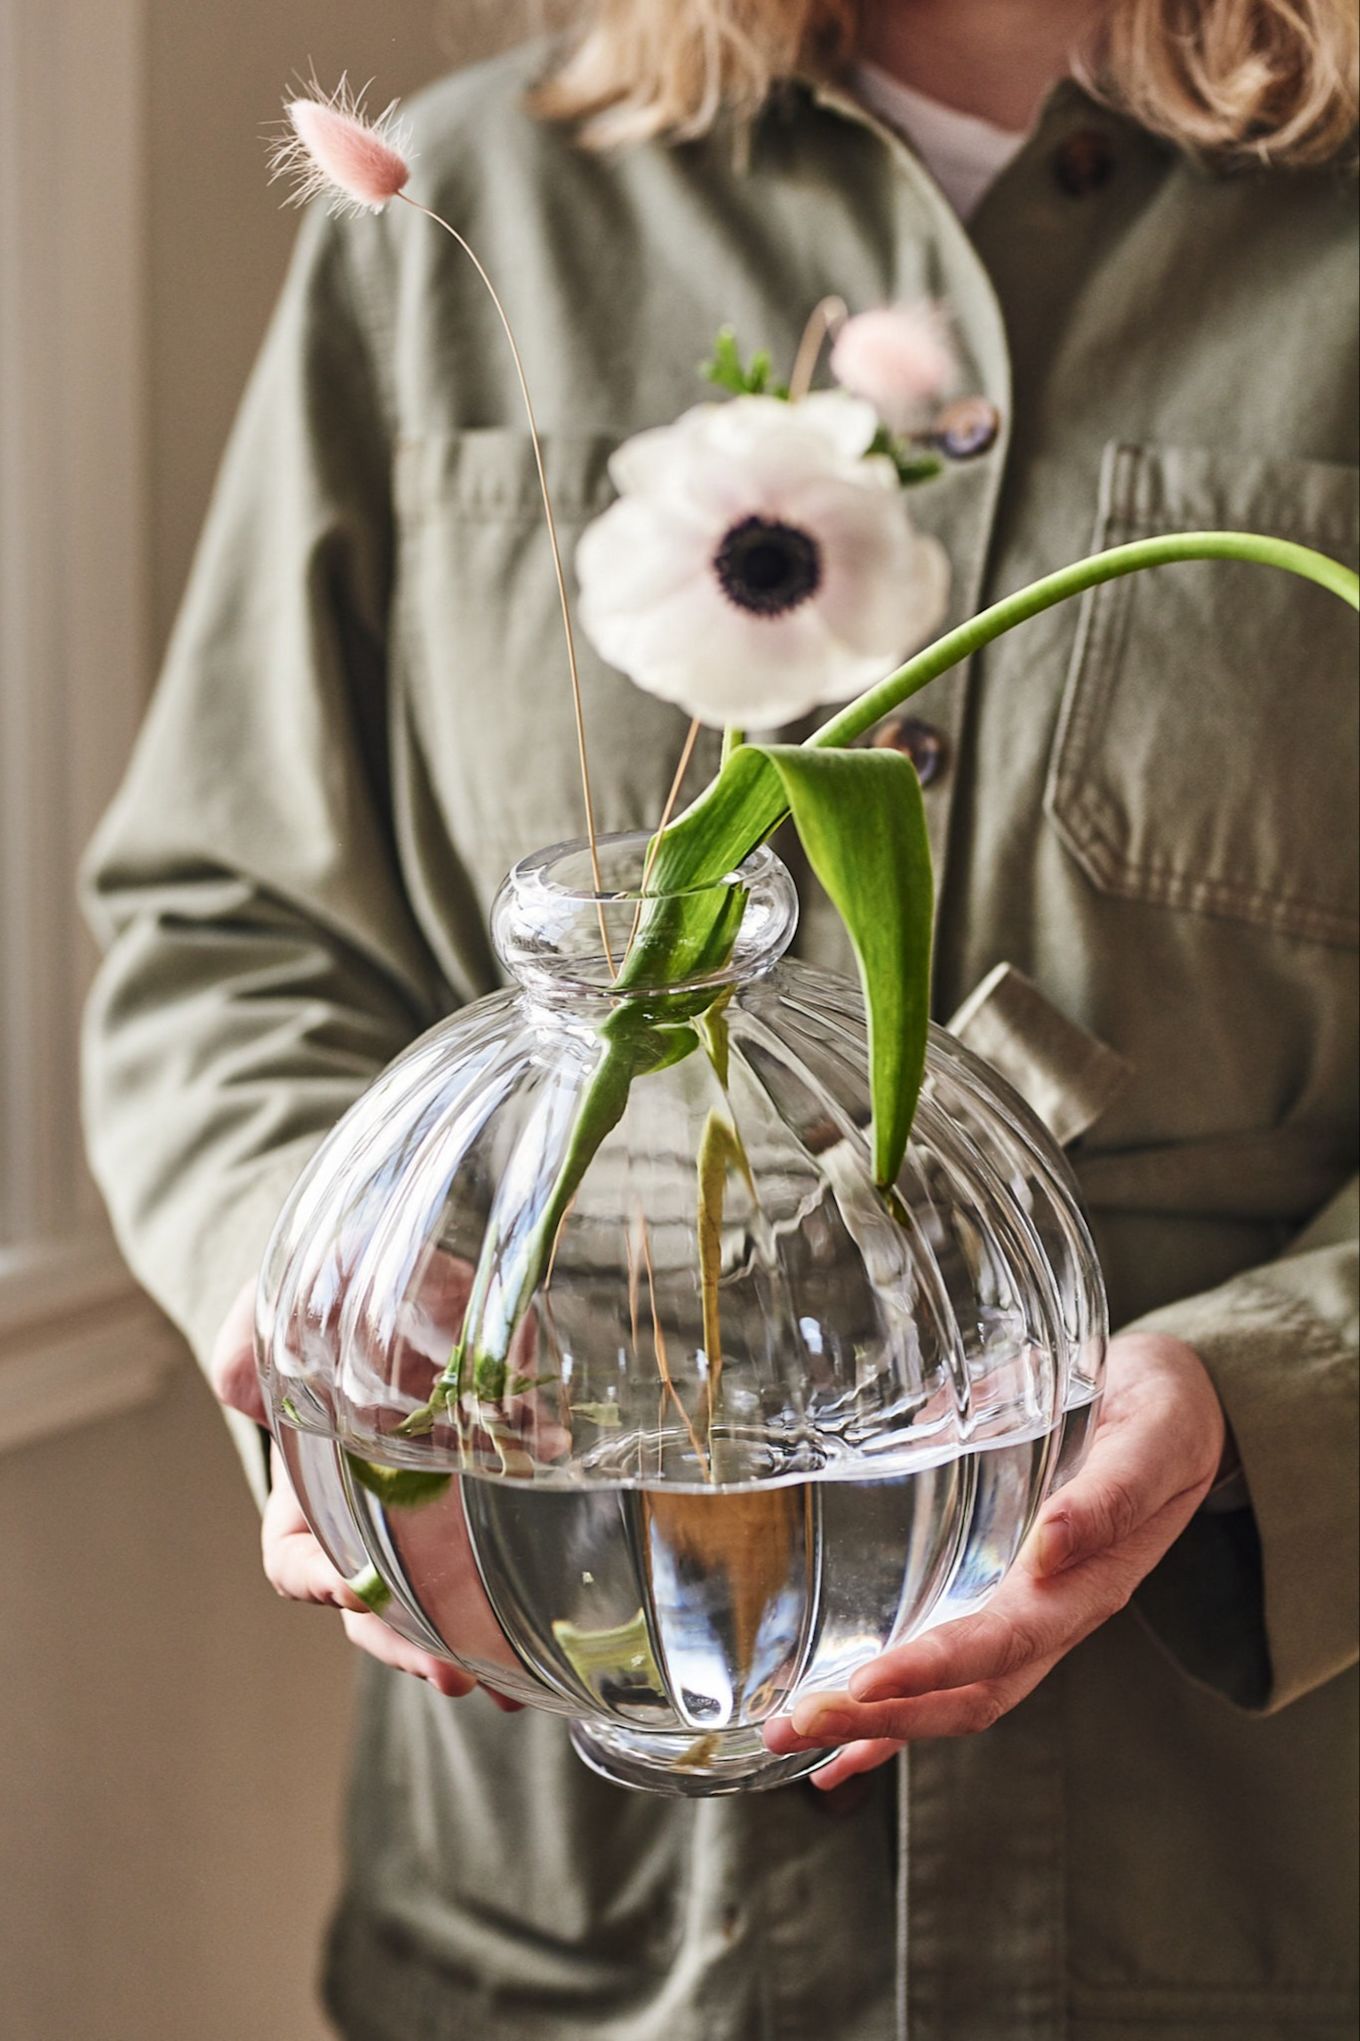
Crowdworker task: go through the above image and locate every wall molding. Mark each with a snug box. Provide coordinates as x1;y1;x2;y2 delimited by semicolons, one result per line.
0;0;156;1438
0;1294;183;1457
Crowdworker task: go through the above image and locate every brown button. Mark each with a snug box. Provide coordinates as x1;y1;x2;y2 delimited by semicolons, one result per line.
872;714;950;787
1052;128;1116;197
933;395;1001;460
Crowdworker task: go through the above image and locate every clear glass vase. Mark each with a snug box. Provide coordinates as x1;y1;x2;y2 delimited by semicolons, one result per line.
256;833;1106;1795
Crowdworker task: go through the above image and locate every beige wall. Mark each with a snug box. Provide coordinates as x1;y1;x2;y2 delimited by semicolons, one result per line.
2;5;535;2039
148;0;541;649
1;1369;353;2041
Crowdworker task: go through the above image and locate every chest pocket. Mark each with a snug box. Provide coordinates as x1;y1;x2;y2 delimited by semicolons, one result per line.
394;429;712;879
1045;442;1359;949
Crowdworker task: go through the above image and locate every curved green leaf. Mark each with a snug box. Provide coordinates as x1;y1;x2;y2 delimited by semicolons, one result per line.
751;745;933;1187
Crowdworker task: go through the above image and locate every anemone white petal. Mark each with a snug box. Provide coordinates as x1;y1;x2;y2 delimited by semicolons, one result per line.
790;390;881;460
574;497;711;617
576;386;948;729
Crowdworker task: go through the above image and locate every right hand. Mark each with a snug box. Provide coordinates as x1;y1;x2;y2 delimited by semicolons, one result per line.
209;1276;483;1699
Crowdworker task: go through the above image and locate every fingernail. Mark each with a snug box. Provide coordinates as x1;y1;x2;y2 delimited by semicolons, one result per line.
791;1698;855;1740
848;1664;885;1701
1034;1512;1074;1575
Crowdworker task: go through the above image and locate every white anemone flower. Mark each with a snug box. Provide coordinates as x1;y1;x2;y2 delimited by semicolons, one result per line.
575;392;950;730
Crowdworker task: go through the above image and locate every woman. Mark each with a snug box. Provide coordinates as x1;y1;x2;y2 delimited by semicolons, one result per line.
83;2;1358;2035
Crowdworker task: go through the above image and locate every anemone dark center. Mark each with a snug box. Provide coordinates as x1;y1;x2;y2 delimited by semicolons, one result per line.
713;515;823;618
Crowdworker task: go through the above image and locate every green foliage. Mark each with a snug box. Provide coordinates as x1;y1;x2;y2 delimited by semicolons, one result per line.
868;424;944;486
620;530;1360;1192
446;1006;707;1406
570;1401;623;1428
431;531;1359;1402
348;1567;392;1613
751;746;933;1187
700;326;789;400
343;1453;452;1508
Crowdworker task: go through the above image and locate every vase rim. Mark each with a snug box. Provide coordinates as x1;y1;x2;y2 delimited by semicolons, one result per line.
491;830;800;1000
507;830;783;904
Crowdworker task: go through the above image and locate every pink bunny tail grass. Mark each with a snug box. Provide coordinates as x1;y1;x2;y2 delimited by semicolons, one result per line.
264;68;611;949
270;77;411;216
830;303;959;434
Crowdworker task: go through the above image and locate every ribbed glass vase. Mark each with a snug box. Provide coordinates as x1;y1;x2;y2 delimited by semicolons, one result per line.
257;833;1105;1794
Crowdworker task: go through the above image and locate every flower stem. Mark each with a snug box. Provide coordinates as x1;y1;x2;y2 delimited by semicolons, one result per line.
623;715;702;964
451;528;1357;1404
787;295;848;403
720;725;746;766
811;530;1359;754
396;192;613;968
640;530;1360;904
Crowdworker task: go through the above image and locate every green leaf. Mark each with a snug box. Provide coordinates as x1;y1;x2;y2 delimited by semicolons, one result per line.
868;425;944;487
699;326;790;400
750;746;933;1187
443;1006;706;1405
701;326;747;395
348;1566;392;1613
622;535;1356;1179
570;1401;623;1428
344;1452;453;1508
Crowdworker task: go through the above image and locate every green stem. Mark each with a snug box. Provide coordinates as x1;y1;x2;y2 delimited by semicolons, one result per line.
721;725;746;766
642;532;1359;902
815;531;1357;750
443;530;1358;1399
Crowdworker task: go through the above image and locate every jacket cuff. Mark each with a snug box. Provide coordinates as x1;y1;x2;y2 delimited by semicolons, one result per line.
1128;1273;1358;1712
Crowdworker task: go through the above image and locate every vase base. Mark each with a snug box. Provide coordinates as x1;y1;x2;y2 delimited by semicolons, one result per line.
568;1718;833;1797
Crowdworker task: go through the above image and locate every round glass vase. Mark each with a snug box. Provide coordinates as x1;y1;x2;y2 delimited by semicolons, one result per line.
256;833;1106;1796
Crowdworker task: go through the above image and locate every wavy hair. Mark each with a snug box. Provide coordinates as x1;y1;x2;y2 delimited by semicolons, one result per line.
531;0;1359;165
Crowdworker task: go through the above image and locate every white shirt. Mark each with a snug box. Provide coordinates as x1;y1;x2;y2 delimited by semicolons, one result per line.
852;63;1029;220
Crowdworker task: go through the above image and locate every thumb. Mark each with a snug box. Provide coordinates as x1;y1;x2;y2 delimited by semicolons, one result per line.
1026;1444;1156;1580
1028;1334;1226;1579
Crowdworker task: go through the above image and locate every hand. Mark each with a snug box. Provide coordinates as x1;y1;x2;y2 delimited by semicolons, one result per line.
208;1275;504;1702
765;1332;1227;1790
261;1456;478;1696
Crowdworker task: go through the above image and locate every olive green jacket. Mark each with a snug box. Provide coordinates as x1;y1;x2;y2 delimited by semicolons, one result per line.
82;42;1358;2041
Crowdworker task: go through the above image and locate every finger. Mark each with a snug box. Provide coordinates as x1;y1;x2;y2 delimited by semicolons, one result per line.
809;1738;903;1789
1028;1332;1225;1579
339;1609;477;1696
261;1474;367;1612
836;1599;1062;1710
835;1387;1186;1707
209;1277;266;1423
832;1498;1177;1730
771;1659;1053;1748
415;1251;476;1320
1026;1410;1208;1583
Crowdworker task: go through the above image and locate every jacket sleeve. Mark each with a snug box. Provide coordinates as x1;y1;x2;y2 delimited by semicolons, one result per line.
81;206;447;1495
1129;1172;1359;1713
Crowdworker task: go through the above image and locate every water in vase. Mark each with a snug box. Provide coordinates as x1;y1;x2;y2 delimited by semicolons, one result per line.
276;1416;983;1791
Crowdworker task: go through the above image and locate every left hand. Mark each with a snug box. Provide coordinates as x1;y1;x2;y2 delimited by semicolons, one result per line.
765;1331;1228;1790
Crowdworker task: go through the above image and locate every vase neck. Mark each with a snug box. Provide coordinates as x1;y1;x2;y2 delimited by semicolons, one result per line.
491;832;799;1004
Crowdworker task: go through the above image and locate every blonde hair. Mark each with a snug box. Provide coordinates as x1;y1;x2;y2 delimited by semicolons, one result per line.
533;0;1359;166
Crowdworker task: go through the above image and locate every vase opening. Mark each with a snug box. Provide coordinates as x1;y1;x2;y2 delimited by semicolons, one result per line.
490;831;800;1003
